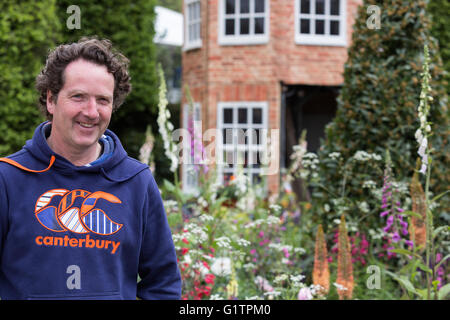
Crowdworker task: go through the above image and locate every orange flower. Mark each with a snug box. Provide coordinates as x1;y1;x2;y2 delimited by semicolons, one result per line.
337;215;354;300
313;224;330;295
409;165;427;249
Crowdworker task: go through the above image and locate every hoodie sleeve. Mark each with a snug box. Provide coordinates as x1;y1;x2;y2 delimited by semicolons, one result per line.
0;171;10;262
137;173;181;300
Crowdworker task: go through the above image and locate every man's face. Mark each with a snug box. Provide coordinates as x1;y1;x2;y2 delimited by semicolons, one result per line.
47;59;115;155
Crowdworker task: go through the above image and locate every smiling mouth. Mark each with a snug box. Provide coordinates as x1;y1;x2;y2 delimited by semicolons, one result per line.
78;122;96;128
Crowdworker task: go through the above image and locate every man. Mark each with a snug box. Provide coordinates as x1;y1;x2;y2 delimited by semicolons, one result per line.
0;37;182;299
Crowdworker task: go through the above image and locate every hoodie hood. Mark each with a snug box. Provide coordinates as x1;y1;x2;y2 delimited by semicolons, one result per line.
1;121;148;182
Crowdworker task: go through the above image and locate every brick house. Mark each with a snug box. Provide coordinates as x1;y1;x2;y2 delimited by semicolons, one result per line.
181;0;362;195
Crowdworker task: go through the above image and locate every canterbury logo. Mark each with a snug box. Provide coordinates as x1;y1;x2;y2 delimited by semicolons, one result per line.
35;189;123;235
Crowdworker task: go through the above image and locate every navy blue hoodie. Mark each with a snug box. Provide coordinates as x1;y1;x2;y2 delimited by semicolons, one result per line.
0;122;181;299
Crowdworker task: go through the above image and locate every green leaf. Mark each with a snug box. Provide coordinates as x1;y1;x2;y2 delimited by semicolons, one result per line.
163;179;176;193
401;210;423;219
416;262;432;274
438;283;450;300
389;248;421;259
435;254;450;271
385;270;421;298
433;225;450;239
430;190;450;203
415;288;428;300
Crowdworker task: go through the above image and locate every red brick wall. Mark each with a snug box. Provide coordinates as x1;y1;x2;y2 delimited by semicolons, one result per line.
182;0;362;194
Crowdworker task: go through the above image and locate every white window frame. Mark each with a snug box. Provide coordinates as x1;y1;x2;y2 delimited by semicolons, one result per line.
218;0;270;46
216;102;268;187
182;102;202;194
184;0;202;50
295;0;347;46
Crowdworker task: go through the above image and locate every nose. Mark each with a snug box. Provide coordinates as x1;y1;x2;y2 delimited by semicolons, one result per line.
84;97;100;119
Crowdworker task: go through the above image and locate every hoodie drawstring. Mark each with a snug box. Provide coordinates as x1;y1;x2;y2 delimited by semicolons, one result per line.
0;155;56;173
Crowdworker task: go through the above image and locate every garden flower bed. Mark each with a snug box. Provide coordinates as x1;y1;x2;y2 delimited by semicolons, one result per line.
148;44;449;300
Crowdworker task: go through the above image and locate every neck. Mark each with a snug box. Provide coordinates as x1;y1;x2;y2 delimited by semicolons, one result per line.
46;136;101;166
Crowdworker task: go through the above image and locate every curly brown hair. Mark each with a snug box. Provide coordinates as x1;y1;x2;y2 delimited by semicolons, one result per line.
35;36;132;120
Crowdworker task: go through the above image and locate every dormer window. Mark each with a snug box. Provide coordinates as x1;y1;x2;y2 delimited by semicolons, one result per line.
218;0;270;45
295;0;346;46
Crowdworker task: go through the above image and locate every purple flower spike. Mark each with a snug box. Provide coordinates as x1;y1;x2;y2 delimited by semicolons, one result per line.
392;232;401;243
380;210;390;217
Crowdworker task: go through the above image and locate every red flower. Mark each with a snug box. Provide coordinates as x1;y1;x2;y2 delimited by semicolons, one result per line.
182;238;189;244
181;248;189;255
205;273;215;284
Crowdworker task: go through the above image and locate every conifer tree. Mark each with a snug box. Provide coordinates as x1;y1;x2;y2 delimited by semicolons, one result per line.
316;0;449;221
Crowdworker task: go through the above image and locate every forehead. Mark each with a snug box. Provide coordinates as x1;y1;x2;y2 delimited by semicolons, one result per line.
62;59;114;94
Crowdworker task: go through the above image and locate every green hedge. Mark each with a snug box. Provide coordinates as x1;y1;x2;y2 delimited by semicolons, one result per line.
0;1;61;155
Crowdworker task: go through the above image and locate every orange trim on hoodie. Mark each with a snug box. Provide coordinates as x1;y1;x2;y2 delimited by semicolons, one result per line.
0;155;55;173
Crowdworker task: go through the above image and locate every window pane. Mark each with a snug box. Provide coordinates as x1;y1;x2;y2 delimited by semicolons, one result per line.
224;151;234;167
195;23;200;39
255;0;265;13
226;0;235;14
238;108;247;123
300;0;310;14
225;19;235;35
223;129;233;144
246;128;258;145
255;128;261;144
194;2;200;19
300;19;310;34
192;24;197;40
330;20;339;35
236;129;244;145
188;4;194;20
315;0;325;14
330;0;340;15
253;108;262;123
240;18;250;35
315;19;325;34
236;151;248;167
252;151;261;167
240;0;249;13
189;25;193;41
224;108;233;123
254;17;264;34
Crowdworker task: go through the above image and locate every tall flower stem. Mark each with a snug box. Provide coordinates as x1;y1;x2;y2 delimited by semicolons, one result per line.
417;45;434;300
424;158;434;299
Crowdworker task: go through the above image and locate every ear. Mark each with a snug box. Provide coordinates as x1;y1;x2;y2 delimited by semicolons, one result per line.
47;90;56;115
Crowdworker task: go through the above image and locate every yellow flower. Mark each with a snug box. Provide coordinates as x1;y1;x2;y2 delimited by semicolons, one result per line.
226;267;239;298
